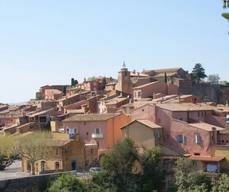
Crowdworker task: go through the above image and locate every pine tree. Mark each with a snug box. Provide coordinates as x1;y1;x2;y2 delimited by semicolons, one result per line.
191;63;207;84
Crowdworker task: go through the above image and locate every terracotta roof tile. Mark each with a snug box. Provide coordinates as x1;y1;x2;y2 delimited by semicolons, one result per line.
157;103;214;112
63;113;121;122
189;123;224;131
189;155;225;162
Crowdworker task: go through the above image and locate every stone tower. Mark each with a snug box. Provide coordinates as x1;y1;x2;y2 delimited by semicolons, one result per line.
115;62;132;95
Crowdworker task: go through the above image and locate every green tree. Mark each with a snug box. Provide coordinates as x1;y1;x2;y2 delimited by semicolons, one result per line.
139;147;164;192
212;174;229;192
16;131;52;175
87;76;97;81
191;63;207;84
208;74;220;85
87;171;117;192
100;138;140;192
95;139;165;192
219;80;229;86
48;174;86;192
175;158;211;192
0;135;17;170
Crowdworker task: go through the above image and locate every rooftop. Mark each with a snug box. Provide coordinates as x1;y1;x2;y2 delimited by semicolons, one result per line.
121;119;161;130
137;119;162;129
133;81;159;89
27;108;54;118
189;123;225;131
63;113;121;122
143;67;181;74
153;72;177;78
157;103;214;112
189;155;225;162
106;97;129;105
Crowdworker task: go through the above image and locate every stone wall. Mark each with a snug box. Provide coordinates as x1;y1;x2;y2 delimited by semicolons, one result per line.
192;83;220;103
179;83;229;104
0;171;74;192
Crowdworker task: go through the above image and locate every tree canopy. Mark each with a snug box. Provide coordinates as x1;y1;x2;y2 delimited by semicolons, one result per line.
93;139;164;192
212;174;229;192
208;74;220;85
175;158;211;192
48;174;86;192
191;63;207;84
16;131;52;175
0;135;16;170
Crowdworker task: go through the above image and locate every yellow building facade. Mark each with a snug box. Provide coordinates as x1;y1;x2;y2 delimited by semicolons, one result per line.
21;132;90;175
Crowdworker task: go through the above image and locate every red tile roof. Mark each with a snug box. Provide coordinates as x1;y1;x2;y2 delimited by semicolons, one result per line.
189;155;225;162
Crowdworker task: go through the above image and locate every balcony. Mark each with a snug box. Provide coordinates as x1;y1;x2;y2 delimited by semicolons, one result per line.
92;133;103;139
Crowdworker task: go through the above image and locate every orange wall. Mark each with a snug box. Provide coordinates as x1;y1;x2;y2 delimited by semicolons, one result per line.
106;114;131;149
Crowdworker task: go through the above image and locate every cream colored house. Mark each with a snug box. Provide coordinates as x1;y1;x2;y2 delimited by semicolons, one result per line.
121;120;162;149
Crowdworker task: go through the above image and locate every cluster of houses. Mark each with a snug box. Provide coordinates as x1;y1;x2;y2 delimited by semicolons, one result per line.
1;63;229;175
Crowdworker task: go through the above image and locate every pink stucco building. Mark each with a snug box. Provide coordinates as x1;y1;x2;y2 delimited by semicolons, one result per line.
131;103;226;156
62;113;131;156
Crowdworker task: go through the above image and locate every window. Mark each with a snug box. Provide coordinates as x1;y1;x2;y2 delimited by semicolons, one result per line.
67;128;78;134
95;128;101;134
176;135;187;144
55;162;60;171
207;164;218;173
67;128;78;139
41;161;46;173
155;130;160;138
195;133;202;144
134;92;137;98
138;91;142;98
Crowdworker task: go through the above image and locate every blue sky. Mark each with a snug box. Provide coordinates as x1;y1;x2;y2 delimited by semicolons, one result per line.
0;0;229;103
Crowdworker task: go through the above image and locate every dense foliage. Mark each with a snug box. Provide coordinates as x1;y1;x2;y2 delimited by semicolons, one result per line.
0;135;16;170
16;131;52;175
208;74;220;85
191;63;207;84
47;140;229;192
48;139;164;192
175;158;211;192
48;174;86;192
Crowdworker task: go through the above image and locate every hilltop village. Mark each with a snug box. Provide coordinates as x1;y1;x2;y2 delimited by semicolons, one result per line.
0;64;229;175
